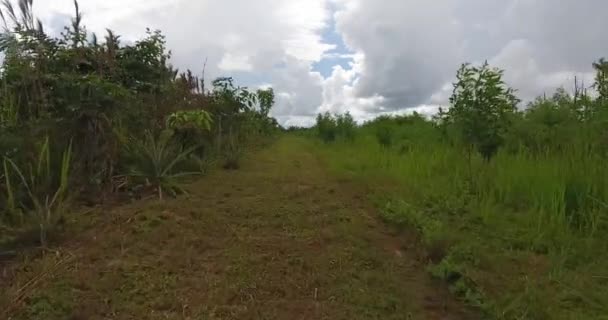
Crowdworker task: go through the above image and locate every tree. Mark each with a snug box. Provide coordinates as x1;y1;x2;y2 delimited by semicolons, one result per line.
316;112;337;142
336;112;356;141
256;88;275;118
315;112;356;142
593;58;608;102
441;62;520;160
251;87;277;134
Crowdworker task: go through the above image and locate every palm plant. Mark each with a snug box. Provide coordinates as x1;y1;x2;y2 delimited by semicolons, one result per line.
123;131;201;200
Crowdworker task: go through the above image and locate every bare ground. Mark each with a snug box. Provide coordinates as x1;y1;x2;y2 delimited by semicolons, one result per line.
1;136;476;320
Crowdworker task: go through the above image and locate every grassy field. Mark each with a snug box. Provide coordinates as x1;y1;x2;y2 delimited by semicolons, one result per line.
311;126;608;319
1;136;476;320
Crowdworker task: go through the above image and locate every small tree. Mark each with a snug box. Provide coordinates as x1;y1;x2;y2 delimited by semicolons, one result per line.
208;77;257;169
316;112;337;143
256;88;275;118
441;62;520;160
593;58;608;102
254;88;277;134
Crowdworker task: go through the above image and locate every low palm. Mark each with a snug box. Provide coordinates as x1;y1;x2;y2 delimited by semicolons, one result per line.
124;131;200;200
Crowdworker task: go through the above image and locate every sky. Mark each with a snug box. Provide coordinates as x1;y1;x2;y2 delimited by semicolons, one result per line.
30;0;608;127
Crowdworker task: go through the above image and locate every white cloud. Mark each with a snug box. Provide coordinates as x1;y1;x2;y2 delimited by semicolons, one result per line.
331;0;607;117
19;0;608;126
269;57;325;118
333;0;467;109
490;39;595;102
278;1;335;61
34;0;170;38
320;63;385;118
218;53;253;72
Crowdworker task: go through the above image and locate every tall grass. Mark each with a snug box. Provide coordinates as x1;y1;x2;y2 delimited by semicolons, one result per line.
3;137;72;246
323;136;608;245
0;86;18;128
312;116;608;318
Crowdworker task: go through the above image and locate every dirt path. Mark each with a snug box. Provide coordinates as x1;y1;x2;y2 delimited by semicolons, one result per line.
1;136;474;320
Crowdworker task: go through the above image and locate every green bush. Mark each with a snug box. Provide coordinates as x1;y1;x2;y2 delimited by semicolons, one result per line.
438;62;519;160
374;123;395;148
315;112;357;142
316;112;337;142
121;130;203;200
336;112;357;141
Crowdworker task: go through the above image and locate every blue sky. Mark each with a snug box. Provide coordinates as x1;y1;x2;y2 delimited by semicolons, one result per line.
312;6;353;78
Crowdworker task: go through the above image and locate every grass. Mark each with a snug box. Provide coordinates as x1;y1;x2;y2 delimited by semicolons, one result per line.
1;136;475;320
312;129;608;319
2;137;73;247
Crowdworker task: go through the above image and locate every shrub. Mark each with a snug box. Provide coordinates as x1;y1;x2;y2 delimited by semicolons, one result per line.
336;112;357;141
439;62;519;160
315;112;357;142
316;112;337;142
121;130;201;200
375;123;394;148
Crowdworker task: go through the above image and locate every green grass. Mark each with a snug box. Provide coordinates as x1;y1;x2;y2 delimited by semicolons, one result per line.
312;130;608;319
1;136;474;320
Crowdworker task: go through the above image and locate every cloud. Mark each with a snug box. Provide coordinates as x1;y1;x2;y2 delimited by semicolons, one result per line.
269;56;325;119
218;53;254;72
332;0;467;109
21;0;608;126
333;0;607;110
490;39;594;103
320;55;386;118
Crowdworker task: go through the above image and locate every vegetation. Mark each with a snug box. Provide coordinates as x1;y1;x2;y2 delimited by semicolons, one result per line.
1;137;474;320
0;0;278;247
1;1;607;319
3;137;72;247
311;60;608;319
315;111;356;143
438;62;520;161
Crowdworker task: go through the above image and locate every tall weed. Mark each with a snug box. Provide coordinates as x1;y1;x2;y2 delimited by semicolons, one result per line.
3;137;72;246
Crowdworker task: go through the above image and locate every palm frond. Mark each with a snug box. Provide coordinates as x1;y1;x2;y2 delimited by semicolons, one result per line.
17;0;34;30
2;0;19;28
123;131;202;199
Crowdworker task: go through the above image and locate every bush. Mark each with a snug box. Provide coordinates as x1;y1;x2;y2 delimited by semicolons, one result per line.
315;112;357;142
121;130;202;200
374;123;394;148
336;112;357;141
439;62;519;160
316;112;337;142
